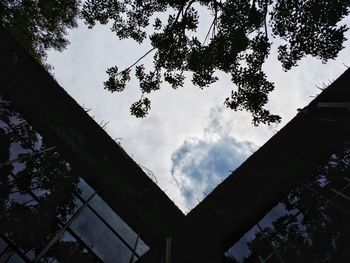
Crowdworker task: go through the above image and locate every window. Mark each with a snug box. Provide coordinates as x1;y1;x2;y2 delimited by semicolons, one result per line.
0;97;148;262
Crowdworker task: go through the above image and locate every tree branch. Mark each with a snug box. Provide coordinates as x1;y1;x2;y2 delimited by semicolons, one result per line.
204;0;219;44
116;47;156;76
263;0;269;40
183;0;196;17
204;17;216;44
116;3;189;76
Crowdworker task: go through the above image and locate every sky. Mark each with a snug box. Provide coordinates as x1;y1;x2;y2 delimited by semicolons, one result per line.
47;12;350;213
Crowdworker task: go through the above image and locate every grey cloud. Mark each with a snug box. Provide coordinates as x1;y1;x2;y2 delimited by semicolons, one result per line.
171;107;256;209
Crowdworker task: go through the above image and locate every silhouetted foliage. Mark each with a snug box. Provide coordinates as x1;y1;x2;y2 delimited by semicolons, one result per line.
0;97;96;261
82;0;350;125
229;143;350;262
0;0;80;70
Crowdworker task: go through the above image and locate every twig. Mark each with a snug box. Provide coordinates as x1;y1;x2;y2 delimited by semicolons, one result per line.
99;120;110;130
116;3;191;76
116;48;156;76
204;18;216;44
183;0;196;18
138;163;158;184
174;3;185;24
82;103;93;113
315;85;325;91
114;137;123;145
263;0;269;40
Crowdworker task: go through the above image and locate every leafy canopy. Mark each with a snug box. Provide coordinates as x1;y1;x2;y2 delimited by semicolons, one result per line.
0;0;80;69
82;0;350;125
233;143;350;262
0;97;93;261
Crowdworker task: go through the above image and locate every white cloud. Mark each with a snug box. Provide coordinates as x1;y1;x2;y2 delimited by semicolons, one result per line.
170;107;256;211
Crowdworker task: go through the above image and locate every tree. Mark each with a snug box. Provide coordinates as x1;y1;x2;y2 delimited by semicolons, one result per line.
0;96;97;262
82;0;350;125
0;0;80;70
228;142;350;262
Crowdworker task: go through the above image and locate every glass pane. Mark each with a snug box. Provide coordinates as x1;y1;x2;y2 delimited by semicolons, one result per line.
71;206;134;263
43;231;99;262
226;142;350;263
1;96;149;262
78;178;95;201
89;194;149;256
0;97;86;258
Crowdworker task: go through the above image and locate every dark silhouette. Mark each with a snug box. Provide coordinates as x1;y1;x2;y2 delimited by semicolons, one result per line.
2;1;349;125
82;0;350;124
0;97;97;262
0;0;80;70
229;142;350;262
